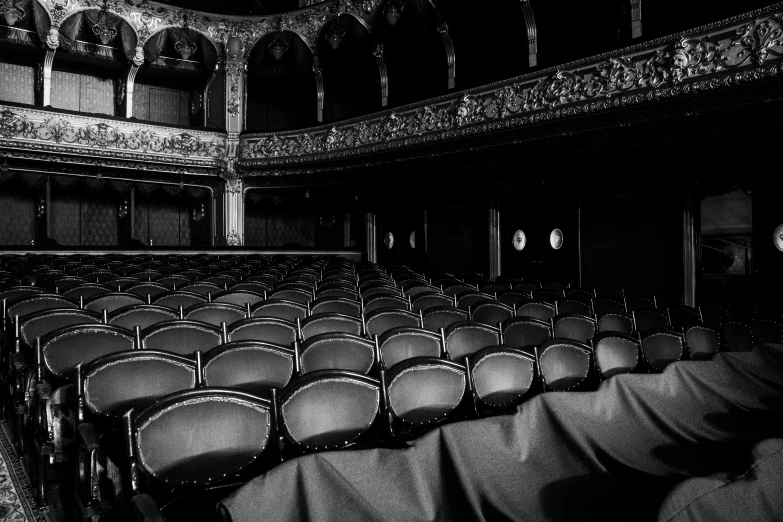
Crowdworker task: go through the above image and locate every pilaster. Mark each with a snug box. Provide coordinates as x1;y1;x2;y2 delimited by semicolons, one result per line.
489;204;501;279
373;45;388;107
438;24;455;90
365;212;377;263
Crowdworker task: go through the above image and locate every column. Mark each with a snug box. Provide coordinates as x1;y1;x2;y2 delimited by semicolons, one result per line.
520;0;538;67
631;0;642;38
438;24;456;90
374;44;388;107
313;55;324;123
489;203;501;279
365;212;377;263
222;176;244;247
683;181;697;307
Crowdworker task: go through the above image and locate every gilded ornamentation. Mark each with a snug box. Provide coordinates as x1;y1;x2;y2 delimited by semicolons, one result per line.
0;109;35;138
225;231;242;246
238;6;783;165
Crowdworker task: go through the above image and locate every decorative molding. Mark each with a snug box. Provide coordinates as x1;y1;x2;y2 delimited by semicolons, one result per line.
0;104;226;164
519;0;537;67
237;6;783;166
373;44;388;107
438;23;455;89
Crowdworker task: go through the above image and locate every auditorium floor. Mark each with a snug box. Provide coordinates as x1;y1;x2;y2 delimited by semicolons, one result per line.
0;420;62;522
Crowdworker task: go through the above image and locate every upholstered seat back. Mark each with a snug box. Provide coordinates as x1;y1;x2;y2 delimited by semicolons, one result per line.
228;317;297;345
516;301;556;321
538;339;592;391
203;341;294;395
471;347;535;407
134;390;272;485
300;314;363;340
43;325;135;378
365;309;420;338
299;333;375;374
280;372;380;450
501;317;551;350
387;358;466;424
84;293;145;313
421;306;469;333
685;325;719;360
142;321;222;355
310;298;362;317
84;351;197;417
109;305;179;331
444;321;500;360
8;294;78;319
152;291;207;310
593;333;641;378
21;309;101;346
641;330;684;371
212;290;266;307
378;327;441;369
185;303;246;328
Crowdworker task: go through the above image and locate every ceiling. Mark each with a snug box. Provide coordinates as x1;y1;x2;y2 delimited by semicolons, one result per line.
152;0;300;16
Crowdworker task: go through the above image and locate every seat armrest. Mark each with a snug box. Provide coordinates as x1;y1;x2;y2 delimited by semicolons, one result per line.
36;380;52;401
131;494;164;522
76;423;100;451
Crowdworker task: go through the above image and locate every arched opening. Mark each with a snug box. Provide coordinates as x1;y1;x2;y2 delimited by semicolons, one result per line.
444;0;530;89
48;9;139;116
246;31;317;132
375;0;447;107
134;27;219;127
318;14;380;122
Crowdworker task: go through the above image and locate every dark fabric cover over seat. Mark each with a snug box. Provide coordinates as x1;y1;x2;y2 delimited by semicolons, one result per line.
421;306;469;333
221;345;783;522
444;321;501;361
537;338;593;391
470;346;535;408
722;321;754;352
377;327;442;369
142;320;222;355
109;304;179;331
300;313;363;340
84;293;145;313
501;316;551;350
185;302;246;328
83;350;197;418
203;341;294;396
386;357;466;425
42;324;135;378
20;308;102;346
299;333;375;374
365;309;421;338
280;371;380;451
228;317;297;346
593;332;641;379
251;299;308;322
134;389;273;485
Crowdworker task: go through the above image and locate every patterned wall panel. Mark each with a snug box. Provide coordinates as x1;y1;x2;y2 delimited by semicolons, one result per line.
80;74;116;116
148;196;180;246
0;186;36;246
81;194;117;246
134;84;191;126
50;188;81;245
133;83;151;121
179;211;191;246
0;62;35;105
267;212;315;247
133;195;149;245
51;70;81;112
245;204;268;247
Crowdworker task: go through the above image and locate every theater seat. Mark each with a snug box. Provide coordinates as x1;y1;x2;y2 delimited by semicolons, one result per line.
377;327;443;370
298;333;375;374
537;338;594;391
591;332;642;379
203;341;294;397
467;346;537;415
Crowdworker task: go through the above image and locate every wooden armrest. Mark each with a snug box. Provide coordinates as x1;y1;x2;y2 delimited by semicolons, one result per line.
77;423;100;451
131;494;164;522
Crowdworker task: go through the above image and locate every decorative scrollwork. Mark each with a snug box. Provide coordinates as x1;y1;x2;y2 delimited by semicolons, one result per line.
0;109;35;138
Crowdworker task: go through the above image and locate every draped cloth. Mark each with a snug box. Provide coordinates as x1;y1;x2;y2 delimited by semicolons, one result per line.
220;344;783;522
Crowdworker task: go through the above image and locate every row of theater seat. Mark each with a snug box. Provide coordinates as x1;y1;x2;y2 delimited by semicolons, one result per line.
0;253;779;522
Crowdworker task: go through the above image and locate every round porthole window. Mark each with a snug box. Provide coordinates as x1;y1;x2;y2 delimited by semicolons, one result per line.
512;230;526;251
384;232;395;250
550;229;563;250
774;224;783;252
409;231;416;249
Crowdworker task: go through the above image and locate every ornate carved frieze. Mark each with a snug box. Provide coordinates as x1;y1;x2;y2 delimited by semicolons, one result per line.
237;6;783;166
0;104;226;165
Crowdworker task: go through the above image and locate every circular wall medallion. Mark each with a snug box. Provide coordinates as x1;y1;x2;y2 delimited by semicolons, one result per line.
384;232;395;250
774;224;783;252
409;231;416;249
550;229;564;250
512;230;526;251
